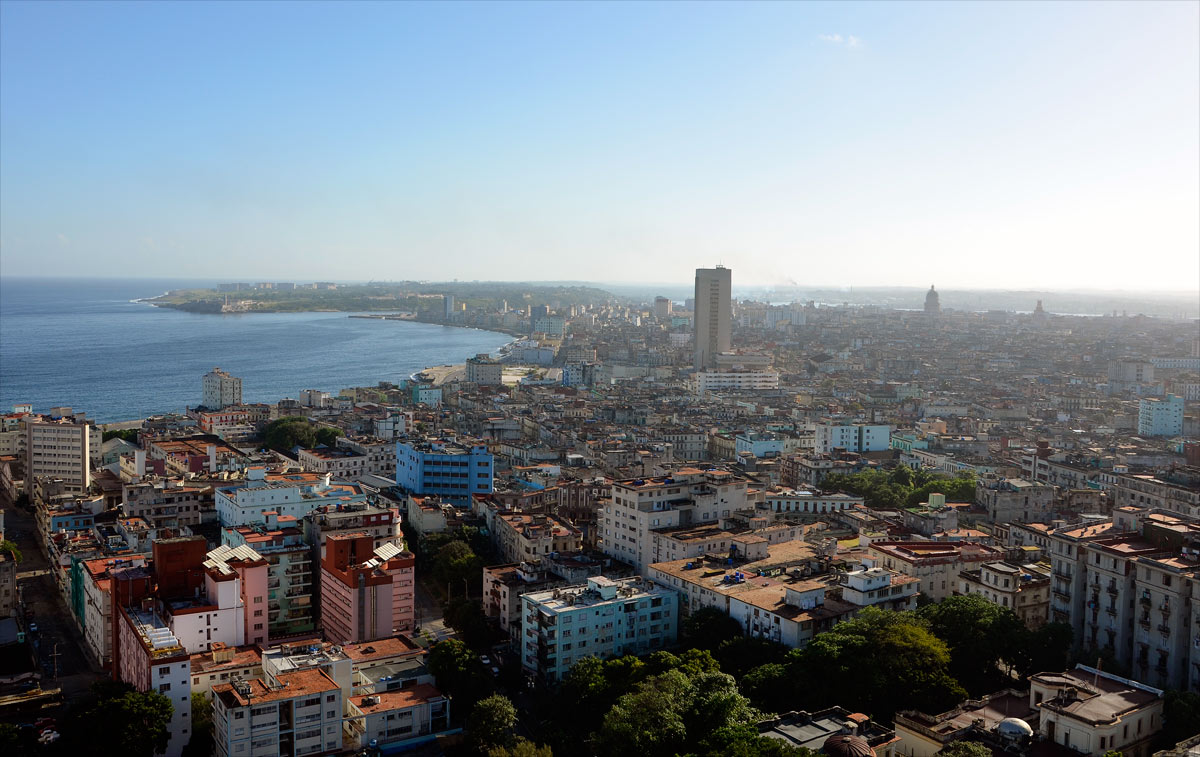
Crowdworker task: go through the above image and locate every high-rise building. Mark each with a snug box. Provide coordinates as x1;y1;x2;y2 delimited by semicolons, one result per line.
201;367;242;409
653;296;672;320
25;413;95;494
693;266;731;370
1138;394;1184;437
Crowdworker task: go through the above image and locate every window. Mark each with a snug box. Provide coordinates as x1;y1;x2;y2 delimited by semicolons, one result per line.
158;683;171;693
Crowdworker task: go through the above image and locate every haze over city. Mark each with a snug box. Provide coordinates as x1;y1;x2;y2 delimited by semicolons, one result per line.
1;1;1197;290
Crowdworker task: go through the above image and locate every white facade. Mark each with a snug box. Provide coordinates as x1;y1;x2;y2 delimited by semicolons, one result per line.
763;490;864;515
25;416;95;494
599;469;750;575
215;469;368;526
694;370;780;393
1138;394;1184;437
202;368;243;410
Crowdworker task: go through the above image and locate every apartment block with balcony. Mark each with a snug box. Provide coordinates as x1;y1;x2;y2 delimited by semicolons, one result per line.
958;561;1051;628
223;514;315;638
215;468;370;527
395;438;493;504
212;667;343;757
521;576;677;683
319;533;415;644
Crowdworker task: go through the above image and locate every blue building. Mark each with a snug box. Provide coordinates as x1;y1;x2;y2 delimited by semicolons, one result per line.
396;439;493;504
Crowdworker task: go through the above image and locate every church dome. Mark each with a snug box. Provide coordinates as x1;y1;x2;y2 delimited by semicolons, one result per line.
823;734;876;757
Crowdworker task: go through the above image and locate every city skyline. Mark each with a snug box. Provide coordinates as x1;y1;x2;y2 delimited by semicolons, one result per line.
1;2;1197;290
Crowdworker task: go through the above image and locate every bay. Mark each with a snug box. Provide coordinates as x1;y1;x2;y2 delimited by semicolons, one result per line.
0;277;509;423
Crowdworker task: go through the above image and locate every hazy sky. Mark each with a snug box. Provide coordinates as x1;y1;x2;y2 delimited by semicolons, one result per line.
1;1;1197;290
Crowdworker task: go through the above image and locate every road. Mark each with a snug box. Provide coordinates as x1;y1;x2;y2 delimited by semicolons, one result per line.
1;492;103;704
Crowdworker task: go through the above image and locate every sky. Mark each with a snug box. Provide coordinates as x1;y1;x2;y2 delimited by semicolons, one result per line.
1;1;1197;290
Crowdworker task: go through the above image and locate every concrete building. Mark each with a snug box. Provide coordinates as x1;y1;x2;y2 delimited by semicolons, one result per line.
520;576;678;682
975;477;1056;524
924;285;941;315
203;544;272;648
653;296;672;320
465;354;503;385
215;469;369;527
25;414;97;494
868;541;1005;602
212;667;343;757
694;266;732;370
1138;394;1184;437
319;533;416;643
493;512;582;564
958;561;1051;628
839;566;920;612
0;547;17;620
694;370;780;393
296;446;369;479
395;438;493;504
223;515;315;638
113;603;193;757
1030;666;1163;757
814;423;891;454
202;367;243;410
599;467;751;575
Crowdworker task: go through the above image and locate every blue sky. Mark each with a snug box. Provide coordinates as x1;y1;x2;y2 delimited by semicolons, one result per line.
1;1;1196;290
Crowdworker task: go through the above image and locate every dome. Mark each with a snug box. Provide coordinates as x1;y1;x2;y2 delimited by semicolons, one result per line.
823;734;876;757
996;718;1034;739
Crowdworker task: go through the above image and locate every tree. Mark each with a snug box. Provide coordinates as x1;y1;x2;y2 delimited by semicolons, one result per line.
790;607;966;719
262;417;316;451
1014;622;1073;677
182;692;214;757
1157;690;1200;749
428;639;493;714
314;426;343;447
918;594;1026;694
682;608;744;651
469;694;518;753
694;724;820;757
433;540;483;593
0;539;22;564
488;740;554;757
597;669;693;757
938;742;993;757
103;428;139;444
442;597;491;649
717;636;790;677
741;663;792;713
83;682;174;757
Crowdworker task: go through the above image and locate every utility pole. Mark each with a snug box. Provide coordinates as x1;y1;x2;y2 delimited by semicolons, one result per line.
51;643;60;682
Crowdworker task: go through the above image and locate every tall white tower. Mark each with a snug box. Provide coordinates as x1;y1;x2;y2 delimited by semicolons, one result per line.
693;266;732;370
202;367;243;409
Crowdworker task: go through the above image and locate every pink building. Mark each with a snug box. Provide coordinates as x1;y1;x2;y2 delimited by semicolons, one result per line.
320;532;416;644
202;544;270;647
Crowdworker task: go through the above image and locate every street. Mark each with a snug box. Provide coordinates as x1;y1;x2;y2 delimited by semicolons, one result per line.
1;493;102;704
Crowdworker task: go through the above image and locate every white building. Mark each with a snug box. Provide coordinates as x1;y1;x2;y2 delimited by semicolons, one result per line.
202;368;243;410
762;490;864;516
599;467;750;575
25;414;98;494
1138;394;1184;437
1030;666;1163;757
694;370;780;393
520;576;678;683
814;423;891;454
214;468;369;526
465;354;503;385
839;567;920;611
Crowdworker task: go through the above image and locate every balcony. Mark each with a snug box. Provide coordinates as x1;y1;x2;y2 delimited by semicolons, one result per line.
1140;596;1152;606
1106;607;1117;616
1159;625;1171;635
1139;619;1152;630
1106;585;1119;595
1052;590;1071;602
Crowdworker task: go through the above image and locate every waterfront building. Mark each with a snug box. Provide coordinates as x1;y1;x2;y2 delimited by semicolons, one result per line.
465;353;503;385
202;367;243;410
693;266;732;370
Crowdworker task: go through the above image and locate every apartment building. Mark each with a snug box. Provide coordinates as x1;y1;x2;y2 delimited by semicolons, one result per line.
599;467;751;575
223;515;315;638
113;604;193;757
465;354;503;385
693;370;780;393
296;446;369;479
202;367;243;409
814;423;892;455
301;501;399;562
493;512;582;564
763;489;865;516
868;541;1005;602
215;469;369;527
335;436;396;478
395;438;493;504
521;576;678;683
25;414;97;494
1138;394;1184;437
958;561;1051;628
839;567;920;612
1030;666;1163;757
319;533;416;643
122;478;213;528
975;476;1056;524
212;668;343;757
694;266;732;370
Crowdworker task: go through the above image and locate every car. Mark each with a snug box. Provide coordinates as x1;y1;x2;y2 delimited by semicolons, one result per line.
28;622;38;635
34;717;55;730
490;666;500;676
479;655;491;665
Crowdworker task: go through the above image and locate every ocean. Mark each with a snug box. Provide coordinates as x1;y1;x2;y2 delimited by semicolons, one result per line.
0;277;511;423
